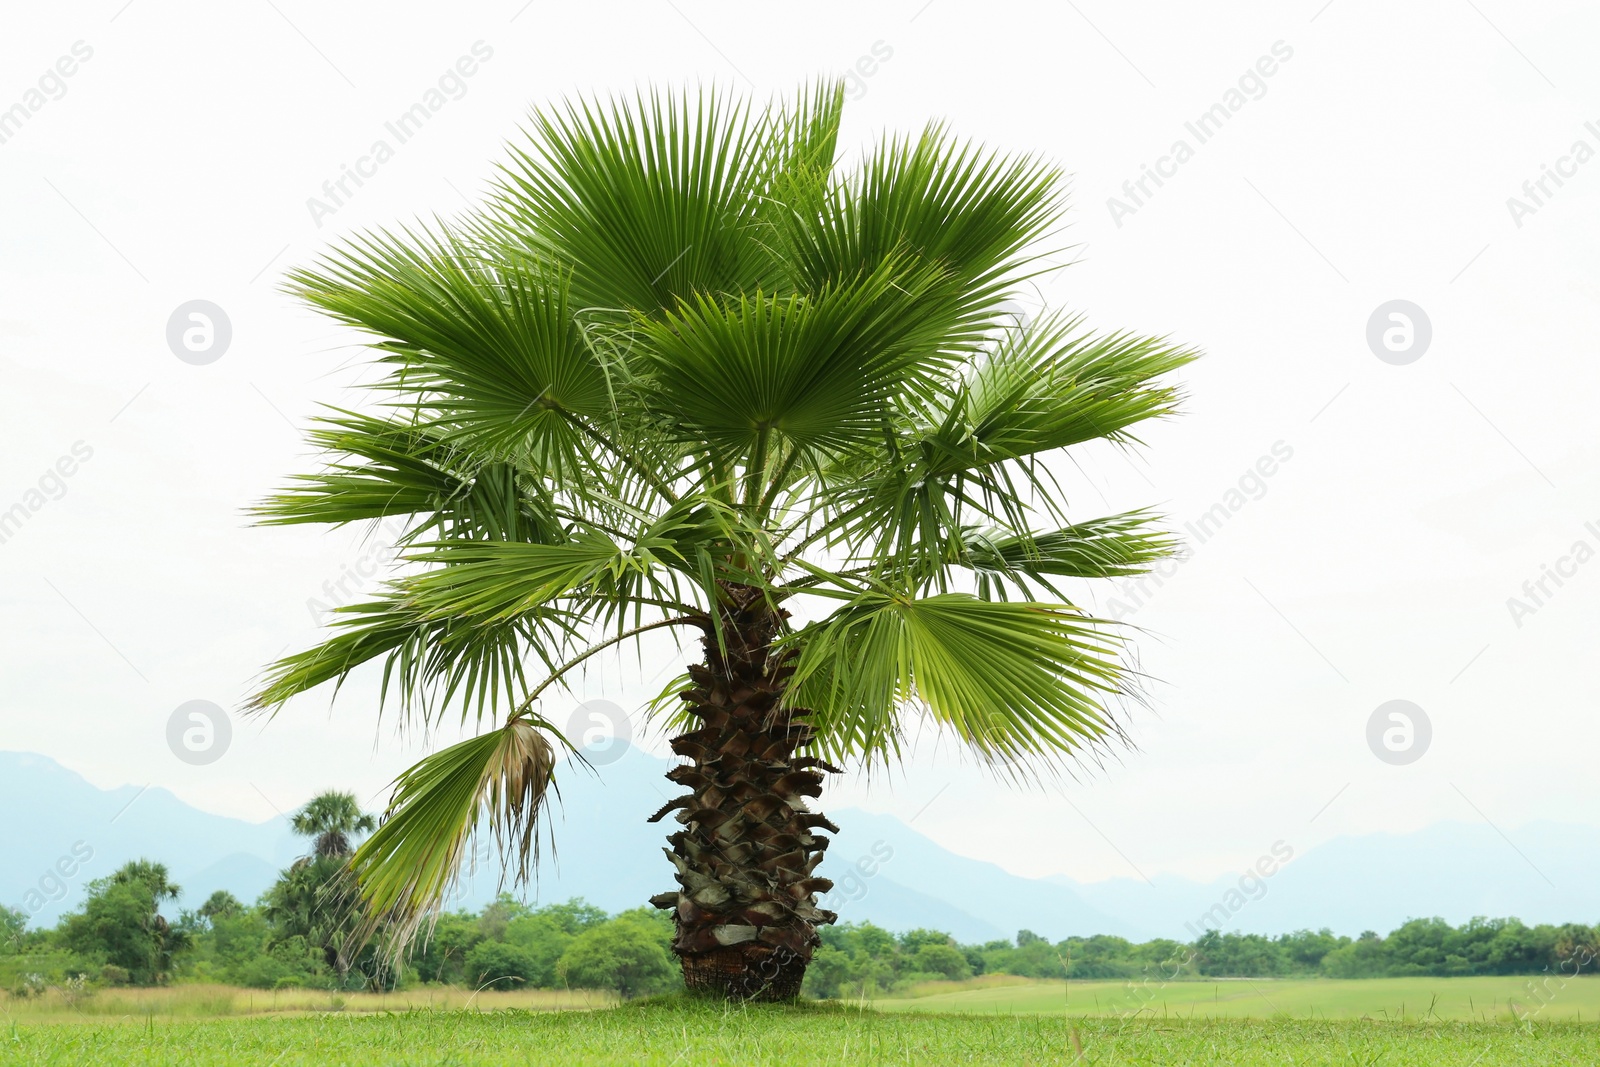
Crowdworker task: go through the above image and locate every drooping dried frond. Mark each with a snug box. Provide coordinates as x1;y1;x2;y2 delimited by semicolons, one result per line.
346;715;558;957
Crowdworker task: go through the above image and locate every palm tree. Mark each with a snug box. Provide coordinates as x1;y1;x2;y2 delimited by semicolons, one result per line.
262;853;363;980
111;860;185;970
67;860;187;982
110;859;181;904
248;81;1197;999
290;791;378;859
266;791;378;980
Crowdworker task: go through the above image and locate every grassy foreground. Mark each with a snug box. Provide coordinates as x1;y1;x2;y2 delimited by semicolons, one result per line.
876;973;1600;1023
5;997;1598;1066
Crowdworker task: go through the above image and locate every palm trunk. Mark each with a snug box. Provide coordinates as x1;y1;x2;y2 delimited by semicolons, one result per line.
648;584;838;1000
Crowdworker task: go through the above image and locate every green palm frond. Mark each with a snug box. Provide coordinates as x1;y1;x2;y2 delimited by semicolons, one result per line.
783;123;1061;333
788;590;1128;772
961;511;1179;599
753;79;845;228
399;528;698;626
632;257;957;464
805;312;1196;570
255;410;566;544
288;227;612;466
248;590;575;726
961;312;1197;460
490;86;786;314
252;411;469;527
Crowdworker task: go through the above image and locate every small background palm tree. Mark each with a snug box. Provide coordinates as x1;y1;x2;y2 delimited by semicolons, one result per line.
250;80;1197;998
264;791;379;982
290;791;378;860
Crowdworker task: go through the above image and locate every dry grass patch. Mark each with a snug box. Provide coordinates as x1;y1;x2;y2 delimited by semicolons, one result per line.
0;983;616;1021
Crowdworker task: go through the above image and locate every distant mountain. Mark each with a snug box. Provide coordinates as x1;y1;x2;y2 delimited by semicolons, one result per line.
4;748;1597;941
0;751;298;925
1058;821;1600;940
823;808;1144;942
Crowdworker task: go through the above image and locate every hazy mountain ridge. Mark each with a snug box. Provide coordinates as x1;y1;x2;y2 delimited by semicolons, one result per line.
3;748;1594;941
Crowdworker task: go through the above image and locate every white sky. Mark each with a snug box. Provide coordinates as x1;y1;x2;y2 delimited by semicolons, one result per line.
2;0;1597;889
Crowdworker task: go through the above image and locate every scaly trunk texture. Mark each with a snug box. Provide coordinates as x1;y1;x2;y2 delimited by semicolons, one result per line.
648;584;839;1000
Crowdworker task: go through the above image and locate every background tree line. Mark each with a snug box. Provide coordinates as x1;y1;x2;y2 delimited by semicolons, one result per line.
805;918;1600;997
10;888;1598;999
0;790;684;998
5;791;1596;998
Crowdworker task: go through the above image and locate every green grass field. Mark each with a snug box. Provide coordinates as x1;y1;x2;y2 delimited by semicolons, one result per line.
4;998;1597;1066
4;978;1598;1064
876;973;1600;1024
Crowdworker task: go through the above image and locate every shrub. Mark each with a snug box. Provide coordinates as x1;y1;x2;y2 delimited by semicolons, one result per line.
557;918;674;998
12;972;46;998
913;944;972;981
464;940;537;990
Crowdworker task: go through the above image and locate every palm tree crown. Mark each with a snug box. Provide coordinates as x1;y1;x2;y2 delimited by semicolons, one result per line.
250;81;1197;997
112;859;180;902
290;791;379;860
